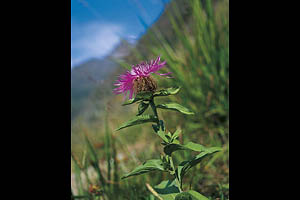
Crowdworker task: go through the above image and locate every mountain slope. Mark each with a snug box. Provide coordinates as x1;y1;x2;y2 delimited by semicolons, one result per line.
71;40;133;120
71;58;117;119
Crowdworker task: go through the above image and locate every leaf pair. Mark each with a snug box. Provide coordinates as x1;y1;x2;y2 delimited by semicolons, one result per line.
121;142;221;182
122;87;181;106
117;87;194;131
116;102;193;131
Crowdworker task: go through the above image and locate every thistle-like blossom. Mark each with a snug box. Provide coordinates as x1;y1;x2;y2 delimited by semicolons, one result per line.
113;56;172;99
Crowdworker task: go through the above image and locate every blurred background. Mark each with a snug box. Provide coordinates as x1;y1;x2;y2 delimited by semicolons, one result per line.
71;0;229;199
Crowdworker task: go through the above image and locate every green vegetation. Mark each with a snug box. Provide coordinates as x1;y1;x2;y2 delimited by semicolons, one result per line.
71;0;229;199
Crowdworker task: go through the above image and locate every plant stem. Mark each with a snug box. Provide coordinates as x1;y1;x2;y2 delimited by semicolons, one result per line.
150;97;183;192
149;98;160;126
168;155;182;192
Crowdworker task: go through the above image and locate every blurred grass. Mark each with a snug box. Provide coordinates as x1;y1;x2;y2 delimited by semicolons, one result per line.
71;0;229;199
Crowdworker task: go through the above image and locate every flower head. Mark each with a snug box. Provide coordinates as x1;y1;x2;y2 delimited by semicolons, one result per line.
113;56;171;99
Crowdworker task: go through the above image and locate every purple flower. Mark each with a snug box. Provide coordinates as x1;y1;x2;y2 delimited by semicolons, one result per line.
113;56;172;99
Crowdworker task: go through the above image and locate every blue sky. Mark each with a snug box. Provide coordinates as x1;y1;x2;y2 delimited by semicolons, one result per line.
71;0;171;68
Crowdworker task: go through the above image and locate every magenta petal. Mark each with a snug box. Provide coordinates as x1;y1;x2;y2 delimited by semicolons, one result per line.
113;56;173;100
129;88;134;99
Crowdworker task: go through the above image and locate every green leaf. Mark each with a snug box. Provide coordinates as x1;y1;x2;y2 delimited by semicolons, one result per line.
153;87;181;97
161;155;171;171
176;147;221;185
116;115;157;131
157;130;170;143
170;129;181;144
164;143;187;155
164;142;215;156
122;91;153;106
122;97;141;106
183;142;209;152
137;101;149;116
121;159;165;179
167;132;172;138
187;190;209;200
175;190;209;200
156;103;194;115
176;164;186;187
172;139;180;144
171;129;181;141
153;179;181;200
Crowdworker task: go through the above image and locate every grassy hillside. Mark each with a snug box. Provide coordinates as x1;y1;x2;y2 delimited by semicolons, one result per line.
71;0;229;199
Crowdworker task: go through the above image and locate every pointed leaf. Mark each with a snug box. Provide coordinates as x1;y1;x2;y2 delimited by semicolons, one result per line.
121;159;165;179
153;87;181;97
171;129;181;141
116;115;157;131
183;142;209;152
157;103;194;115
167;132;172;138
137;101;149;116
164;142;214;155
157;130;170;143
172;139;180;144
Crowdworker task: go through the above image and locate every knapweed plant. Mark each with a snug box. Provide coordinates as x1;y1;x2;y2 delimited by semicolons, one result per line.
114;56;221;200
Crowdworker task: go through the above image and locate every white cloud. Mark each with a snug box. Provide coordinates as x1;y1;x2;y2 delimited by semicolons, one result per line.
71;22;123;67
